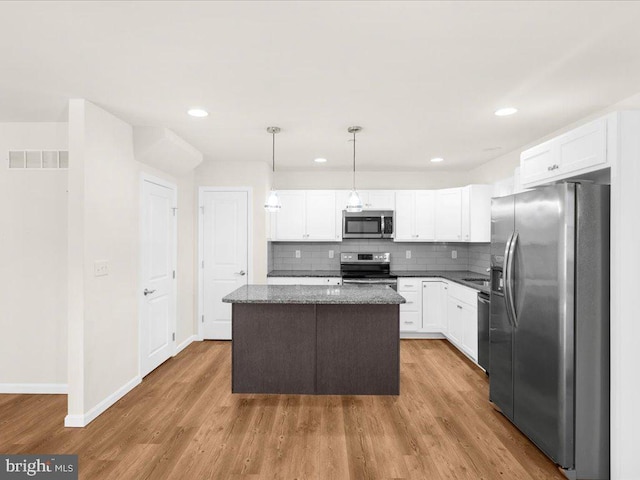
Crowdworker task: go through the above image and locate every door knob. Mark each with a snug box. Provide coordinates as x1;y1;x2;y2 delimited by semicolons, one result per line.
235;270;246;276
143;288;156;296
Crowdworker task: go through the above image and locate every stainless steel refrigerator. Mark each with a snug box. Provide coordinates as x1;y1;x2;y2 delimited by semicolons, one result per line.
490;183;610;480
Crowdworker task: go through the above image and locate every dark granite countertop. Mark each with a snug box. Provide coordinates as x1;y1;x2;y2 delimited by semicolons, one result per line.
267;270;341;277
393;270;490;294
223;284;406;304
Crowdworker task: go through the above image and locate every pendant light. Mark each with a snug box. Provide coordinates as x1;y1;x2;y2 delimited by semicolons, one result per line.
264;126;282;212
345;126;363;213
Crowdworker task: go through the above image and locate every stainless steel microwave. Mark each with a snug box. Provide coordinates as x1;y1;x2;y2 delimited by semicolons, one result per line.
342;210;394;239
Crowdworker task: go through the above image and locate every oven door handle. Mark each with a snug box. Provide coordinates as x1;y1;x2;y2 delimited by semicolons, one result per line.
342;278;396;285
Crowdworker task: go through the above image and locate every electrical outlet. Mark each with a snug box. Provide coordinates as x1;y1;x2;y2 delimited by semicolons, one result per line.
295;250;301;259
329;250;334;259
406;250;411;259
451;250;457;259
94;260;109;277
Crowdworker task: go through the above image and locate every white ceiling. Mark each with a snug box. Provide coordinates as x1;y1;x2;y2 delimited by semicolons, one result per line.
1;1;640;172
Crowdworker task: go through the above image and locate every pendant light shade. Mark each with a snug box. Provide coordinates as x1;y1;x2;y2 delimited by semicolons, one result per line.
345;126;363;213
264;126;282;213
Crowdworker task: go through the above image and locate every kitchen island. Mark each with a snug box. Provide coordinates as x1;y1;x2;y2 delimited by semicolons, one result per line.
222;284;406;395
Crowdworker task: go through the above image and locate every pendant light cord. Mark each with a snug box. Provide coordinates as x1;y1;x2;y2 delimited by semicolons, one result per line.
352;129;356;191
272;131;276;173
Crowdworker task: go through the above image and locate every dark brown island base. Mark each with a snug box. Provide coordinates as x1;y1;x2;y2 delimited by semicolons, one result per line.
222;284;406;396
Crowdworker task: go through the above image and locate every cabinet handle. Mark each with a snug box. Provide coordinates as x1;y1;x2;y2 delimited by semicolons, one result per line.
547;164;560;172
403;321;414;324
457;305;462;309
406;301;413;304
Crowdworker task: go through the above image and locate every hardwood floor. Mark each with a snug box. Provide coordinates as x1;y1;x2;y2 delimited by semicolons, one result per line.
0;340;565;480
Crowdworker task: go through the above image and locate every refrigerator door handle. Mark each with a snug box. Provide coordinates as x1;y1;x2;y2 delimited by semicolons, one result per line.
502;232;514;326
505;231;519;328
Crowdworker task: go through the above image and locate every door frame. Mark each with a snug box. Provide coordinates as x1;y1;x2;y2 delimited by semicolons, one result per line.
138;173;178;377
197;186;253;340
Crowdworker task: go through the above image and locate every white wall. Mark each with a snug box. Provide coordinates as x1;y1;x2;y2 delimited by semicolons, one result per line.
67;100;196;425
275;169;470;190
0;123;68;392
195;160;270;283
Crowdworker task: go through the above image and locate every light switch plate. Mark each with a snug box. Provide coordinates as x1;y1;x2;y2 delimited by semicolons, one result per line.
94;260;109;277
451;250;457;259
329;250;334;259
295;250;301;259
406;250;411;259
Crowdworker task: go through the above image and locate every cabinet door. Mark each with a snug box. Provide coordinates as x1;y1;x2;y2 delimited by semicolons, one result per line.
422;281;446;333
394;191;415;241
463;184;492;242
557;117;607;174
520;140;557;185
435;188;462;241
274;191;306;240
446;295;463;347
414;191;436;240
305;191;336;240
366;190;396;210
461;302;478;361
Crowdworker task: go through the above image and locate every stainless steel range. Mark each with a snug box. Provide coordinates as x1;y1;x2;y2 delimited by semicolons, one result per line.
340;252;397;290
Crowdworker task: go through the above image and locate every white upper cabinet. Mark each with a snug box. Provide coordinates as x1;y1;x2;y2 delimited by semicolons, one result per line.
461;185;492;242
360;190;396;210
435;188;462;241
395;190;436;241
272;190;336;241
305;191;337;240
520;113;614;188
274;191;306;240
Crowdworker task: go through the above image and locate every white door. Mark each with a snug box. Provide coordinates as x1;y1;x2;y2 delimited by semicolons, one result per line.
140;177;177;378
202;190;248;340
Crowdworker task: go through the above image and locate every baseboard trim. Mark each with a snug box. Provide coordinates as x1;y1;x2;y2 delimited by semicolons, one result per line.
0;383;68;394
400;332;446;339
64;375;141;428
175;334;198;356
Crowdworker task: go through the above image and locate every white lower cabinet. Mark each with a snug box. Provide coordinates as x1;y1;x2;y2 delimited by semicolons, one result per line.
421;280;447;333
399;277;480;364
398;278;421;331
267;277;342;286
444;282;478;362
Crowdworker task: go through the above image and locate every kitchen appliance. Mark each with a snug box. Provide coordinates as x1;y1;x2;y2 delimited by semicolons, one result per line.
340;252;397;290
477;292;490;373
342;210;394;239
490;183;609;479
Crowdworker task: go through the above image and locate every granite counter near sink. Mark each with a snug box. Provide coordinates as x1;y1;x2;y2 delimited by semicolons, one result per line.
392;270;490;294
267;269;490;294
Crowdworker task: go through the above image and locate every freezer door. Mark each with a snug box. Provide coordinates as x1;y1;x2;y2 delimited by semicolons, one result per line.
489;195;514;418
512;184;575;468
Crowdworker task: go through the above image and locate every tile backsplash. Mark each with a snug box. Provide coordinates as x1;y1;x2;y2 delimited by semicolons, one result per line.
270;240;490;274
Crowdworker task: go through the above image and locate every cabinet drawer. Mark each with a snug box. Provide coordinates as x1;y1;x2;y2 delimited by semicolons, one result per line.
400;311;421;332
447;282;478;306
399;291;419;312
398;278;420;291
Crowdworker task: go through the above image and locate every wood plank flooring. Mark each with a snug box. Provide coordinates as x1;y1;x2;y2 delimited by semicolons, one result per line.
0;340;565;479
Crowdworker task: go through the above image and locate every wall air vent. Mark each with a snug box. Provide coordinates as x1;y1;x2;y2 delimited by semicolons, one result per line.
7;150;69;169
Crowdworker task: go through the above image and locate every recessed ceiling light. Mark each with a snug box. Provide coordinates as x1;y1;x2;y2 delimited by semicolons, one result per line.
430;157;444;163
187;108;208;118
314;157;327;163
495;107;518;117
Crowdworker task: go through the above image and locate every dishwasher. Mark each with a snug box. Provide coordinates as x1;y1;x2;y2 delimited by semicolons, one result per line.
477;292;490;374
